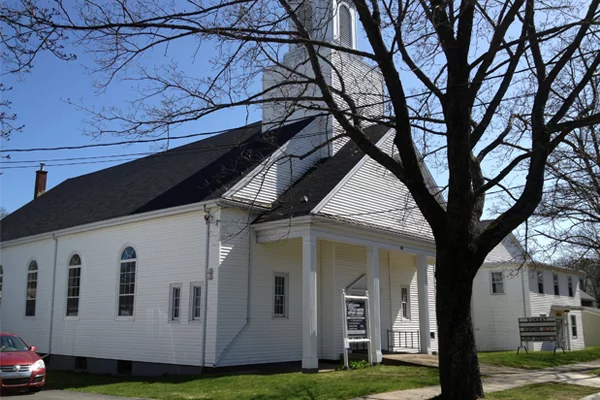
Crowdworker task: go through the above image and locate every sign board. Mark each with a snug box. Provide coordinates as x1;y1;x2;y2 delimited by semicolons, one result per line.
345;299;368;339
518;317;557;342
341;290;371;369
516;317;565;355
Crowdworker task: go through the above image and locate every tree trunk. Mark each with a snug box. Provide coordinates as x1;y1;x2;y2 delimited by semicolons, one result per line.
435;246;484;400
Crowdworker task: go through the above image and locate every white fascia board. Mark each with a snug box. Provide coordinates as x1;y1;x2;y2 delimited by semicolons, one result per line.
311;129;392;214
1;199;219;249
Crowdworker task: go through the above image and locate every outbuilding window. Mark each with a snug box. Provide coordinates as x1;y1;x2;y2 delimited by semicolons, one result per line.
273;273;288;318
67;254;82;316
568;277;574;297
491;272;505;294
26;261;38;316
118;246;137;317
537;271;544;294
553;273;559;296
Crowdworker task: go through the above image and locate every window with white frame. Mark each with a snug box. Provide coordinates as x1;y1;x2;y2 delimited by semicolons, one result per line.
491;271;505;294
66;254;82;316
571;314;578;337
568;277;574;297
553;273;559;296
273;273;288;317
118;246;137;317
401;286;410;319
0;265;3;306
26;261;38;316
189;282;203;322
537;271;544;294
169;283;181;322
338;3;353;48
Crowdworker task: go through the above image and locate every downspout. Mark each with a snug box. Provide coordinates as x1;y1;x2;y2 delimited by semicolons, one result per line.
201;209;211;371
214;218;254;366
44;234;58;359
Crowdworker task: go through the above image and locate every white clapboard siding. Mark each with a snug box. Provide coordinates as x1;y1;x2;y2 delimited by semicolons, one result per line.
472;265;527;351
318;134;434;242
0;238;56;352
39;210;210;366
386;251;438;353
216;238;304;366
484;235;526;264
226;119;326;206
527;267;585;351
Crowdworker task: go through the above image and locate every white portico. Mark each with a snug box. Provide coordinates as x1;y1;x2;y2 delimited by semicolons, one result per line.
254;216;436;371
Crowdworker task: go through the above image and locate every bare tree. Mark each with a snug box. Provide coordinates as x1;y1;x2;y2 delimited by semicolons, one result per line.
2;0;600;398
0;207;8;219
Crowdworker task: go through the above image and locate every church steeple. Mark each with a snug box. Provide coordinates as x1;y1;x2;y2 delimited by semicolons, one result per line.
262;0;384;155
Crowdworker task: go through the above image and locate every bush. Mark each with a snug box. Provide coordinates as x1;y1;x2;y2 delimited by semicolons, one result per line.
349;360;372;370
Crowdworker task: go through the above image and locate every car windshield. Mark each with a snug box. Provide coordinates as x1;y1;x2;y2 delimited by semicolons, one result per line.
0;336;30;352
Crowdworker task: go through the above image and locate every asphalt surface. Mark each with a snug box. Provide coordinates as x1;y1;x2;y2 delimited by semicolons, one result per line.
1;389;150;400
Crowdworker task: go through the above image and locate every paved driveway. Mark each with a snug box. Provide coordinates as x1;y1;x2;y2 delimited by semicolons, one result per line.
1;389;150;400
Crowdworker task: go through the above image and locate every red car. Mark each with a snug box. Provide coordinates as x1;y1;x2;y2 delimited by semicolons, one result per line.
0;333;46;392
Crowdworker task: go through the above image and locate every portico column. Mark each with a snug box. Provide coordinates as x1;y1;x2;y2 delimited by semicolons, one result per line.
367;246;383;364
416;254;432;354
302;234;318;372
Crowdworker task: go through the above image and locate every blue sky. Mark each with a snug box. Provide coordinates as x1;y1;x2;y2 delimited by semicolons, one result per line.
1;37;261;214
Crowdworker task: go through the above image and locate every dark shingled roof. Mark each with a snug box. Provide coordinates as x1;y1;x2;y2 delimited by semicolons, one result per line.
1;118;313;242
256;123;390;223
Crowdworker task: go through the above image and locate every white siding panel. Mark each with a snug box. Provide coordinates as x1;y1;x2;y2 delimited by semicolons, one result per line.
48;211;210;366
0;239;56;352
528;268;584;351
217;238;304;366
472;265;526;351
319;135;434;241
227;119;325;206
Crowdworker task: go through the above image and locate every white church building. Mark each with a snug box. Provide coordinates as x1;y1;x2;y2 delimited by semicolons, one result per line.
0;0;588;376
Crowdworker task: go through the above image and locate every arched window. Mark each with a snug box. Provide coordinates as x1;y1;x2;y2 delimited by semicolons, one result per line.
0;265;3;306
338;3;353;48
297;1;313;33
118;247;137;317
26;261;38;316
66;254;82;317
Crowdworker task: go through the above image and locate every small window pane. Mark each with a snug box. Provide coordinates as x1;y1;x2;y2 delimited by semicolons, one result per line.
119;295;134;316
121;247;137;261
69;255;82;266
491;272;505;294
170;286;181;321
401;287;409;319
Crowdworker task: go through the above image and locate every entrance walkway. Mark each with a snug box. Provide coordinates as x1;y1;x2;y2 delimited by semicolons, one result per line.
354;360;600;399
383;353;524;375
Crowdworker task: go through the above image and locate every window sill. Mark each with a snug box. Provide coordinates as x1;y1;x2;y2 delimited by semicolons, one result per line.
64;316;79;321
115;316;135;321
490;292;506;295
189;319;203;323
168;319;181;324
272;315;289;320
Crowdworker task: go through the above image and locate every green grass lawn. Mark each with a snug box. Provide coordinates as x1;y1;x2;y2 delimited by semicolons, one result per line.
486;383;599;399
46;365;439;400
478;347;600;370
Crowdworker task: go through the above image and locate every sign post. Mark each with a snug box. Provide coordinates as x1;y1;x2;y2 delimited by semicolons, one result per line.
517;317;566;355
341;289;371;369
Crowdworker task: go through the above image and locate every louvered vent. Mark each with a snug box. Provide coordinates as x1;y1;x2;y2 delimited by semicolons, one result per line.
339;4;352;47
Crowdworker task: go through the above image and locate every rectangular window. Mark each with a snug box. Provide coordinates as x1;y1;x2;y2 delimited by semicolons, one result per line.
568;277;574;297
118;260;136;317
553;273;559;296
189;282;203;322
26;269;38;317
401;287;410;319
491;272;505;294
537;271;544;294
571;314;578;337
169;284;181;322
273;273;288;317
